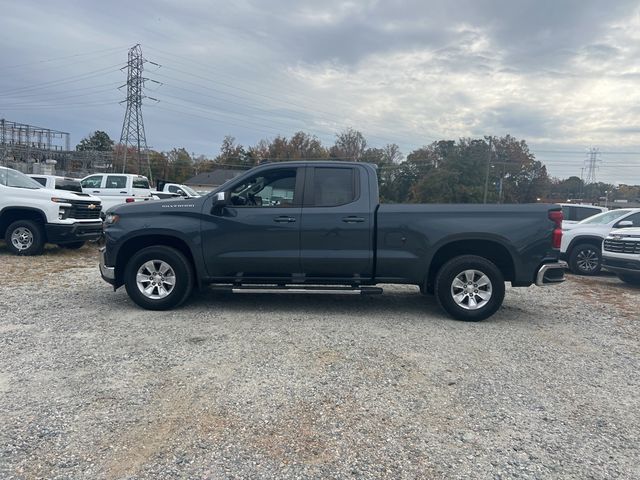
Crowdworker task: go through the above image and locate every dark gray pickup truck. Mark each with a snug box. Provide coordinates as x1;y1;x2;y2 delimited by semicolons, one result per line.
100;161;565;321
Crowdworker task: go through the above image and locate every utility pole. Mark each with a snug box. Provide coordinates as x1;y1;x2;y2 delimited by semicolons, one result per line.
483;136;493;204
118;44;160;179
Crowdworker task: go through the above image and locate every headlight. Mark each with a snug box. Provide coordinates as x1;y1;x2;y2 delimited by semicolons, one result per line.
51;197;71;204
104;213;120;226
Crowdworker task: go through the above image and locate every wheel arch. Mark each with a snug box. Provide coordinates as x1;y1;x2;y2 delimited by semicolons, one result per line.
114;233;200;287
426;238;516;291
566;235;604;256
0;207;47;239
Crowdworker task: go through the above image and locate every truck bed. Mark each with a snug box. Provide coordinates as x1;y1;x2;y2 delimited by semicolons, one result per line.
375;203;558;286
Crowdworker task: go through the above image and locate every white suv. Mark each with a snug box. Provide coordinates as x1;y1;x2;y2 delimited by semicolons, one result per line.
1;167;103;255
560;208;640;275
602;227;640;285
559;203;607;228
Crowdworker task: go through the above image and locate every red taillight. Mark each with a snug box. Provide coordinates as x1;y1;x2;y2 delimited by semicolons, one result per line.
125;198;135;203
549;210;563;249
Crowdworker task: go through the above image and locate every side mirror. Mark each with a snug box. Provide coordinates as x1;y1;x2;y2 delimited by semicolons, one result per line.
176;189;186;197
616;220;633;228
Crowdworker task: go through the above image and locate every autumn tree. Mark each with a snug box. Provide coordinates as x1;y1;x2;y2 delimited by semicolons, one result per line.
76;131;114;151
330;128;367;161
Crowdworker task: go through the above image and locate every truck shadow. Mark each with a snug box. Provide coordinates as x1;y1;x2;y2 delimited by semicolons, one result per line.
183;287;517;325
190;287;440;317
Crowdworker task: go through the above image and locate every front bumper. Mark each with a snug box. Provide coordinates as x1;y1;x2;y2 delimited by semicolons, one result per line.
45;221;103;244
602;255;640;275
536;262;566;286
99;247;116;284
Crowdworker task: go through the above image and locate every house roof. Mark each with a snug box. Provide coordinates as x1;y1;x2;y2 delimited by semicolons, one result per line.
185;169;244;186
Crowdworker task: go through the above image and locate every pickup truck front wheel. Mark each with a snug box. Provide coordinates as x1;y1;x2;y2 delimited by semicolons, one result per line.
5;220;45;256
124;246;194;310
435;255;505;321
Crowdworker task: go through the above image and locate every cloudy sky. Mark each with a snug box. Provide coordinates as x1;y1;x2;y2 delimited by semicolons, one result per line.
2;0;640;183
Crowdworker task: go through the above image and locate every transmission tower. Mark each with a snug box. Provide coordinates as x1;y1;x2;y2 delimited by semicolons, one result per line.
583;147;600;184
118;44;159;178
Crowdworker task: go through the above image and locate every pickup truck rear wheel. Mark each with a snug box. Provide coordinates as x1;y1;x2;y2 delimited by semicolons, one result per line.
5;220;45;256
435;255;505;321
124;246;194;310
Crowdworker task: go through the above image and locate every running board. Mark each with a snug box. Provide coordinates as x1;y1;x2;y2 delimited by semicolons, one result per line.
223;285;383;295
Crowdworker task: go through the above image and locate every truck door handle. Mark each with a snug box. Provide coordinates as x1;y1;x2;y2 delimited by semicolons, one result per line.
120;191;127;194
274;216;296;223
92;190;100;193
342;216;365;223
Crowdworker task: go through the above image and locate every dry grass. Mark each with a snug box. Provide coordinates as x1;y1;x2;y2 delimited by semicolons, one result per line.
0;241;99;283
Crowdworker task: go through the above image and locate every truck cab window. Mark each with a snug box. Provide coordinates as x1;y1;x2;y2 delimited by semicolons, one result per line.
312;167;356;207
106;176;127;189
81;175;103;189
229;169;297;207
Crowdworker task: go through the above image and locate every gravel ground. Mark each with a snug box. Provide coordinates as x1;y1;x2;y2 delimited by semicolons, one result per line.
0;243;639;479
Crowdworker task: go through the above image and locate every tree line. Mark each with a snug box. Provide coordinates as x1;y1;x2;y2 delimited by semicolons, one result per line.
77;129;640;204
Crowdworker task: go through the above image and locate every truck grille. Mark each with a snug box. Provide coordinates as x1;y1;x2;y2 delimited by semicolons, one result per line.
69;201;102;220
603;238;640;254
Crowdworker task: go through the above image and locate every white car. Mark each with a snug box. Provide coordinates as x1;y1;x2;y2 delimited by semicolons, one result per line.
1;166;103;255
602;227;640;285
559;203;607;228
80;173;156;211
560;208;640;275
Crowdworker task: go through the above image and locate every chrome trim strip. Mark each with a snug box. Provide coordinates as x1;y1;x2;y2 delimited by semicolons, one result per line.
99;247;115;280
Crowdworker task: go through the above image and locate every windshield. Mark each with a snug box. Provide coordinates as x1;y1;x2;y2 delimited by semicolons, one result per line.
56;178;83;193
579;209;631;225
0;167;43;189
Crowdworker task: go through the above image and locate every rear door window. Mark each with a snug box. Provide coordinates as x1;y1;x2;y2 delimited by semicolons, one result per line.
311;167;357;207
105;176;127;189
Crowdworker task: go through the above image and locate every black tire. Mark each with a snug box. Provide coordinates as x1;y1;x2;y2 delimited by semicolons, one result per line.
124;246;194;310
435;255;506;322
568;243;602;275
59;241;85;250
4;220;45;256
617;274;640;286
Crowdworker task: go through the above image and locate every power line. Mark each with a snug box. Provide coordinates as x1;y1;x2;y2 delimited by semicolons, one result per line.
0;63;125;97
0;46;127;69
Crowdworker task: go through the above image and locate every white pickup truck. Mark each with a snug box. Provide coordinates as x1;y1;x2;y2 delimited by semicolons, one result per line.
29;174;84;193
152;180;201;199
1;166;103;255
80;173;155;211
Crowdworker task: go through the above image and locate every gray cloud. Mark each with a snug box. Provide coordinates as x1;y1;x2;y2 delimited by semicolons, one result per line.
1;0;640;182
